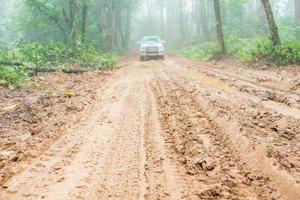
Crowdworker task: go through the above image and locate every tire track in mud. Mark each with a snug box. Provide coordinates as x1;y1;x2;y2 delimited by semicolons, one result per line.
150;72;259;200
199;67;300;109
172;57;300;98
194;81;300;186
138;82;147;200
0;79;132;200
156;68;300;199
143;81;183;200
160;60;300;184
168;58;300;109
0;64;150;200
190;89;300;200
2;57;300;200
148;63;299;199
96;85;144;200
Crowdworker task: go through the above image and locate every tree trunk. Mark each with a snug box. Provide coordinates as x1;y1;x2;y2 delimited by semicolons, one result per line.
166;0;173;43
124;9;132;50
261;0;281;45
200;0;210;41
111;8;117;49
194;0;201;34
81;0;88;43
97;0;109;50
29;0;68;42
178;0;185;43
69;0;78;53
160;0;165;38
213;0;225;55
296;0;300;39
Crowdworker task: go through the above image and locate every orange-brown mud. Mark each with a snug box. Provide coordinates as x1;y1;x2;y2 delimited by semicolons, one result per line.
1;56;300;200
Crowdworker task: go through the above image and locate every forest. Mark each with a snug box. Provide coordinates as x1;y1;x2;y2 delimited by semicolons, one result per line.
0;0;299;86
1;1;300;199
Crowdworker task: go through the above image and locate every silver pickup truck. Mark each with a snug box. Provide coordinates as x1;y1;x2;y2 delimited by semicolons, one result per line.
138;36;165;61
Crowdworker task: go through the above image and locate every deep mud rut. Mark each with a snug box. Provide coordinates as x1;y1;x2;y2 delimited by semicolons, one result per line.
1;56;300;200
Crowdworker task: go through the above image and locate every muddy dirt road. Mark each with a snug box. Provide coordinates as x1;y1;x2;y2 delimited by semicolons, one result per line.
1;56;300;200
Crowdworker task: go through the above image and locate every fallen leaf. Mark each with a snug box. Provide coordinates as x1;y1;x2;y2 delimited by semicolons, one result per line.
2;103;20;112
64;92;76;98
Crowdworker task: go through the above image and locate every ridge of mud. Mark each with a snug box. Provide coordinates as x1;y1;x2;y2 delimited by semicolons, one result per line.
160;74;300;199
0;71;113;186
170;56;300;108
152;79;264;199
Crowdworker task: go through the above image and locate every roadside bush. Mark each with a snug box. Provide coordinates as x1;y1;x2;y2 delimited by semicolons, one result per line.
0;42;118;86
4;42;119;69
225;36;259;62
0;65;29;87
99;52;118;70
226;35;300;65
0;44;19;63
178;42;220;61
74;44;118;69
18;42;69;67
254;39;300;65
178;36;300;65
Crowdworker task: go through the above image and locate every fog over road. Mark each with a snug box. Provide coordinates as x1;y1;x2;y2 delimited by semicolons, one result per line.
1;56;300;200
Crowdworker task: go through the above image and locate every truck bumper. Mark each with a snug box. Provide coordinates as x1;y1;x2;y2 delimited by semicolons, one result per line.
140;52;164;57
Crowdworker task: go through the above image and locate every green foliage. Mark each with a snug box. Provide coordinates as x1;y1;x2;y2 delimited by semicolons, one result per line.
225;36;264;62
18;42;69;67
0;44;18;62
254;39;300;65
226;36;300;65
1;42;118;69
0;65;29;87
178;36;300;66
98;53;118;70
178;43;220;61
0;42;118;86
73;44;118;69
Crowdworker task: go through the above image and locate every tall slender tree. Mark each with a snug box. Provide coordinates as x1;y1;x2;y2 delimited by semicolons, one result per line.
261;0;281;45
213;0;225;55
200;0;210;41
178;0;185;42
70;0;78;50
296;0;300;39
81;0;89;43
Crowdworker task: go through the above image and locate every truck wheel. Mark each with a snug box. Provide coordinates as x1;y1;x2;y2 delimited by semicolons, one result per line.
140;56;144;62
161;56;165;60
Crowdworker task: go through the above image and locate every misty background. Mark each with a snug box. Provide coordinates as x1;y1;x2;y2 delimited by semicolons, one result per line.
0;0;299;50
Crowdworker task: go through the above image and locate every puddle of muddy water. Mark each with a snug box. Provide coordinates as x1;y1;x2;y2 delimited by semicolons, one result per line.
165;62;300;119
163;60;232;92
173;68;233;92
262;101;300;119
241;94;300;119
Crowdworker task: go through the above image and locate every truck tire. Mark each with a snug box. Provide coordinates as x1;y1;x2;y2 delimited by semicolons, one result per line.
140;56;145;62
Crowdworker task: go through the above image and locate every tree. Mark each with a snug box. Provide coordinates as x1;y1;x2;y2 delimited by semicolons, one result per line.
200;0;210;41
67;0;78;52
213;0;225;55
261;0;281;45
296;0;300;22
178;0;185;42
296;0;300;38
25;0;68;42
81;0;89;43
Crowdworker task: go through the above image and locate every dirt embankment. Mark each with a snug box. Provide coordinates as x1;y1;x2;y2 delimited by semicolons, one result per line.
1;55;300;200
0;70;112;186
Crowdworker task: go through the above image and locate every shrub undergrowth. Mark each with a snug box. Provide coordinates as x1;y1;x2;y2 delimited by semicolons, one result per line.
0;66;29;87
0;42;118;86
178;42;220;61
178;35;300;65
